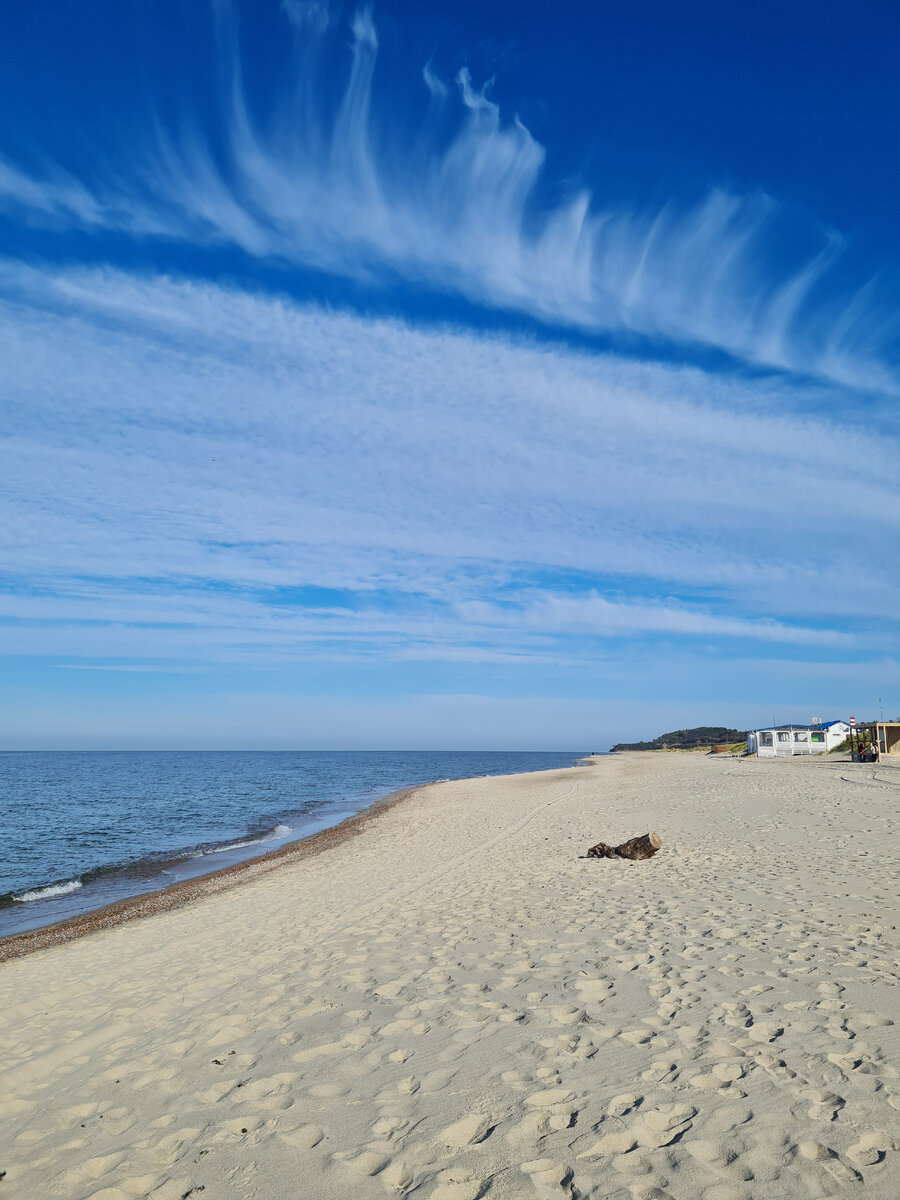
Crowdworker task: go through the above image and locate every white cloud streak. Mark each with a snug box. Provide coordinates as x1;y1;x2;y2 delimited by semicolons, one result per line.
281;0;332;33
1;260;898;668
0;7;896;391
461;594;851;646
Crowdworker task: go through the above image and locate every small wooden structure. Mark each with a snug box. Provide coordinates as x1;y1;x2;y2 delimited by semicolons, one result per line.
861;721;900;758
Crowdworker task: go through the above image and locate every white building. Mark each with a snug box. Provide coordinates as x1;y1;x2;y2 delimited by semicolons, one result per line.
748;720;850;757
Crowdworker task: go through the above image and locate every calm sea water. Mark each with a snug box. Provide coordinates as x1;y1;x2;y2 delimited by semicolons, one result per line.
0;750;581;937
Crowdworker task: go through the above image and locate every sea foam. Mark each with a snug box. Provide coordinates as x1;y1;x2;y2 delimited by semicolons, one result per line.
14;879;83;903
193;824;294;857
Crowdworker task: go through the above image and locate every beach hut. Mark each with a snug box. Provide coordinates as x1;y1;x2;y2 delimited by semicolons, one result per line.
747;720;849;757
861;721;900;758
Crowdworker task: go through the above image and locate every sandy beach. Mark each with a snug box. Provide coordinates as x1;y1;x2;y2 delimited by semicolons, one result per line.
1;752;898;1200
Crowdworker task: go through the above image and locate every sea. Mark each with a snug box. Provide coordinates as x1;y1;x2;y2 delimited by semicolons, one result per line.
0;750;582;938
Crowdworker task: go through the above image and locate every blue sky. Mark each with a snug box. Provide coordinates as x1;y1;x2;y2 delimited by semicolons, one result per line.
1;0;898;749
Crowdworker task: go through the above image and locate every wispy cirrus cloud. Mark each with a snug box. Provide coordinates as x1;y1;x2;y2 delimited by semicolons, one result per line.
280;0;332;33
0;5;896;391
1;260;898;671
460;593;852;647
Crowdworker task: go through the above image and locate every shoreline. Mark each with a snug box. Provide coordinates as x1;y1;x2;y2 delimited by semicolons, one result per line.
0;781;425;964
0;750;582;955
4;752;888;964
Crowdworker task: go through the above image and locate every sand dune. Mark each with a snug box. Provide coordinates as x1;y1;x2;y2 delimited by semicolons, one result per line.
1;753;898;1199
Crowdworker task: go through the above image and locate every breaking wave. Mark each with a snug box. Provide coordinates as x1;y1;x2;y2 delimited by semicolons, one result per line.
13;879;83;903
191;823;293;857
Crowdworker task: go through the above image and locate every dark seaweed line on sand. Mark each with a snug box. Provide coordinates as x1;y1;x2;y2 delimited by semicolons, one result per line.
0;784;425;964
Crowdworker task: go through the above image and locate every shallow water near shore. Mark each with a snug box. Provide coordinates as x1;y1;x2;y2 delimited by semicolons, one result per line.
0;749;580;937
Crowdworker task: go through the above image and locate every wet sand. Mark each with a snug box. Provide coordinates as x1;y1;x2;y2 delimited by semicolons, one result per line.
0;753;898;1199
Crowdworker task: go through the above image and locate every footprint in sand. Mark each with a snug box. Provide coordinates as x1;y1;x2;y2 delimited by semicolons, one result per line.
428;1167;488;1200
635;1103;696;1148
542;1033;596;1058
380;1159;417;1191
685;1138;739;1167
621;1028;654;1046
799;1086;844;1122
576;978;614;1001
337;1148;391;1176
145;1127;201;1165
522;1085;570;1106
520;1158;573;1195
439;1113;492;1147
237;1071;298;1109
641;1061;677;1083
855;1010;893;1028
822;1158;862;1185
690;1066;744;1093
279;1123;324;1151
721;1003;752;1029
846;1138;885;1166
607;1092;641;1117
372;1115;409;1139
548;1006;585;1025
420;1069;457;1093
577;1130;638;1157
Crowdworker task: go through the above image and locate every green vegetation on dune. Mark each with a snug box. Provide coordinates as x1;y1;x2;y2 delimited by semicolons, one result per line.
611;726;747;752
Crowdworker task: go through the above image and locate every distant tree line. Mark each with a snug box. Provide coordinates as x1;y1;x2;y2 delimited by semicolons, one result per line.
611;726;746;752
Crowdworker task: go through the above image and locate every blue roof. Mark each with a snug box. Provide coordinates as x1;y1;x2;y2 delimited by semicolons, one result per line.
751;719;846;732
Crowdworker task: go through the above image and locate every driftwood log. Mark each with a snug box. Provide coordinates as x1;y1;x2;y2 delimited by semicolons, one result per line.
587;831;662;860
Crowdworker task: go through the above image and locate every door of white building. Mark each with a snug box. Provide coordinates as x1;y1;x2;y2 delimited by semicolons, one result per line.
774;731;793;756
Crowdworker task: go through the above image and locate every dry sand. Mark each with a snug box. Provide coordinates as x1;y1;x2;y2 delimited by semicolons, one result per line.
1;752;898;1200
